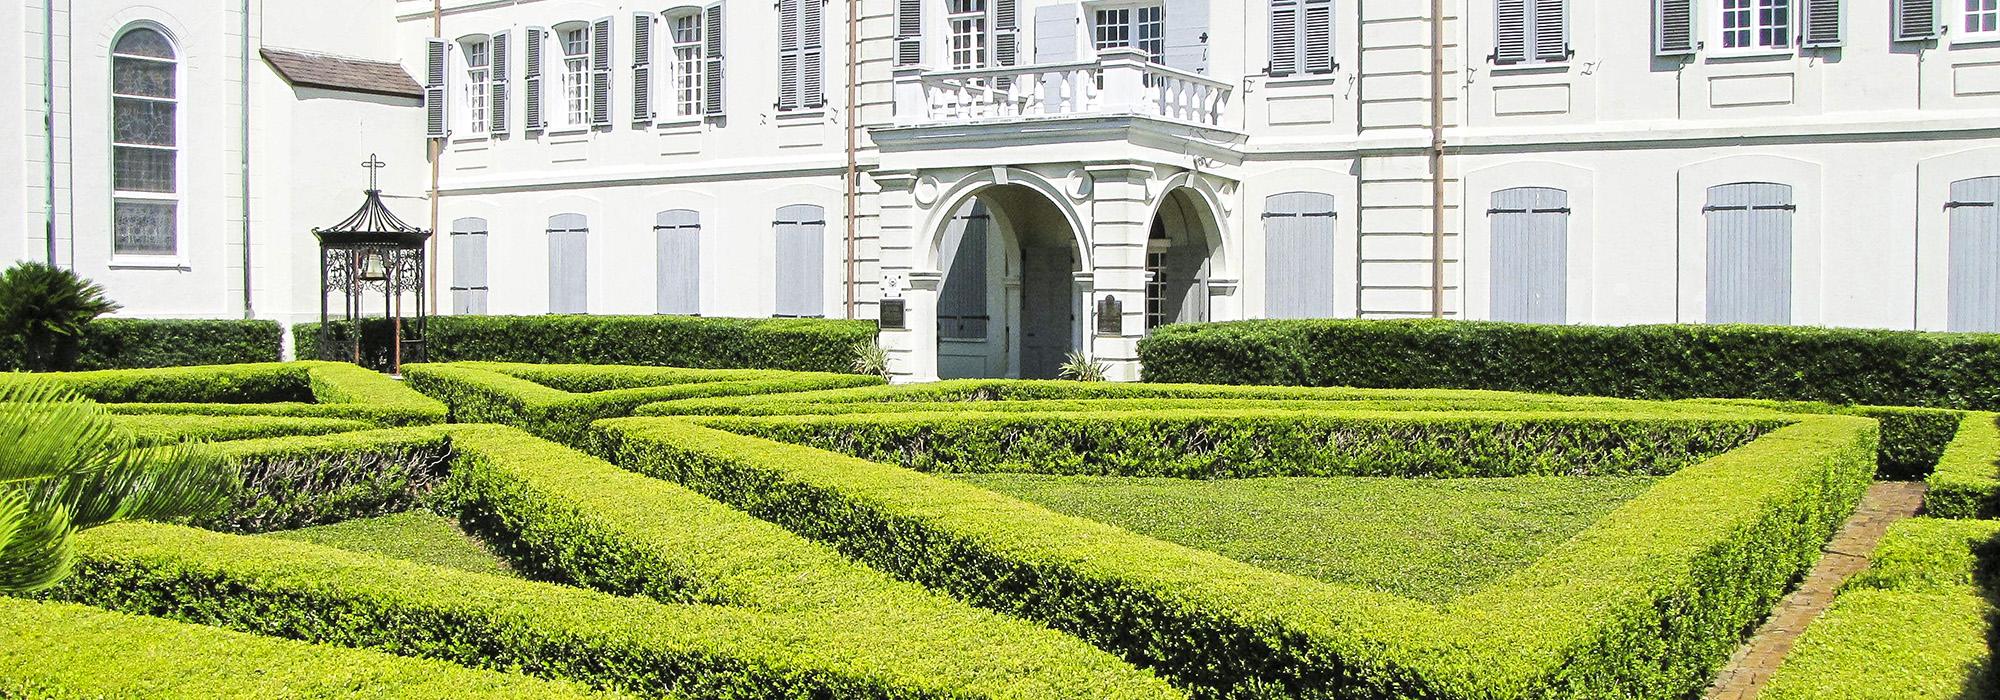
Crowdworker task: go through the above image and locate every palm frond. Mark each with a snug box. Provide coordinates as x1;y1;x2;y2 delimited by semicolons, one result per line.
0;503;75;593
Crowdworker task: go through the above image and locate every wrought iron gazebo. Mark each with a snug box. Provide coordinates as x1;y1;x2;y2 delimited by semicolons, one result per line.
313;155;431;373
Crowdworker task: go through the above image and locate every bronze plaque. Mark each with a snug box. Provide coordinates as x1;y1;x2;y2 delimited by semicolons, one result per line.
1095;295;1123;336
880;298;906;330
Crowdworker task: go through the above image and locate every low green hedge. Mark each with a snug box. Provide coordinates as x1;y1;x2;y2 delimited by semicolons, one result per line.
296;316;877;374
191;428;456;533
111;413;376;446
0;598;615;699
588;413;1876;699
0;318;282;372
1139;319;2000;410
2;362;447;426
1764;518;2000;699
692;410;1780;479
1924;412;2000;519
404;362;882;444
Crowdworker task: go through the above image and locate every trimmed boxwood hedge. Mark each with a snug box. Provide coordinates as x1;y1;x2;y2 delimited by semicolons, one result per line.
110;413;376;446
0;598;615;699
296;316;877;374
1923;412;2000;519
1138;319;2000;410
1763;518;2000;699
1;362;448;426
587;412;1876;699
0;318;282;372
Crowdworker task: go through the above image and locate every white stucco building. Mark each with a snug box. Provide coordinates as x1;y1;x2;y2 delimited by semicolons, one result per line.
11;0;2000;380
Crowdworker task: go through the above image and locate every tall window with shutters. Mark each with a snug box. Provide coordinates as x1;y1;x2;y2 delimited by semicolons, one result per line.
774;205;826;318
1494;0;1568;65
1270;0;1334;77
451;218;490;315
1488;187;1569;324
547;213;590;314
1948;177;2000;332
950;0;992;70
668;11;706;117
111;26;179;258
1263;192;1338;319
1093;5;1165;63
778;0;825;111
557;24;591;127
1705;182;1794;325
462;37;490;134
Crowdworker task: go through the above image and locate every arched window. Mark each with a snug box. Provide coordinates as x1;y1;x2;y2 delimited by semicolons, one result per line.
111;26;179;257
1949;176;2000;332
547;213;589;314
1489;187;1569;324
656;209;701;315
1263;192;1336;319
773;204;825;318
1705;182;1794;325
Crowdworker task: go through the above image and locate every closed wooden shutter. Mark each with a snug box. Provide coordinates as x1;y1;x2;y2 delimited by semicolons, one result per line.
1705;183;1794;325
1949;177;2000;332
547;213;590;314
1532;0;1569;62
1655;0;1697;55
1269;0;1299;76
591;16;614;126
1263;192;1337;319
1489;187;1569;324
656;209;702;315
1164;0;1209;73
632;12;655;124
802;0;825;109
938;203;990;340
1495;0;1531;64
994;0;1020;70
1035;3;1080;63
1802;0;1843;46
704;3;726;117
451;217;489;315
425;38;449;138
1302;0;1334;74
490;31;510;133
774;205;826;317
1896;0;1941;40
525;27;547;132
895;0;923;66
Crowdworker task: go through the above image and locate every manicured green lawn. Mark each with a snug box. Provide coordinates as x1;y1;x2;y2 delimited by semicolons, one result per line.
948;473;1656;603
261;510;513;578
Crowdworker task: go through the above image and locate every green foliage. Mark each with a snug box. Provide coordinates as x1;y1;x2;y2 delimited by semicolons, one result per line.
297;315;879;373
0;382;229;593
851;340;889;379
0;262;118;371
262;510;513;578
1139;319;2000;410
1764;518;2000;700
191;429;455;534
1;362;448;426
951;473;1656;603
694;410;1780;478
1925;412;2000;519
110;413;376;446
68;318;283;371
1059;351;1110;382
0;598;619;699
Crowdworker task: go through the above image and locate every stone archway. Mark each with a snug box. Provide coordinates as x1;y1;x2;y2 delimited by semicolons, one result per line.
1142;186;1228;333
933;184;1088;379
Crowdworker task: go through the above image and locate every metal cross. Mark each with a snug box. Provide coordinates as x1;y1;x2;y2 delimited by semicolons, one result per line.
361;154;386;190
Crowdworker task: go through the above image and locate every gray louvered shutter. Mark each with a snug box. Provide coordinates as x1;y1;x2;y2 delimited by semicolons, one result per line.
1705;183;1794;325
803;0;825;108
491;31;510;133
1655;0;1697;55
895;0;923;66
994;0;1020;68
1034;3;1080;63
1165;246;1209;324
1801;0;1843;46
1263;192;1337;319
774;205;826;317
1532;0;1569;62
633;12;655;124
1949;177;2000;332
548;213;589;314
656;210;702;315
425;38;449;138
1269;0;1299;76
451;218;490;315
1495;0;1530;64
939;205;990;339
1489;187;1568;324
591;16;613;126
1165;0;1209;73
779;0;802;110
525;27;547;132
1895;0;1941;40
704;3;726;116
1302;0;1334;74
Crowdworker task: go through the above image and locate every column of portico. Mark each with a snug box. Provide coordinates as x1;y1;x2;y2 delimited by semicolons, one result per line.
1085;164;1156;382
871;171;940;383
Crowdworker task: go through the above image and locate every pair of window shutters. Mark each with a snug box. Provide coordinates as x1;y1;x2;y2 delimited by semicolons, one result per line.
451;218;490;315
774;205;826;317
1269;0;1333;77
1494;0;1568;64
1488;187;1569;324
1704;183;1794;325
1655;0;1922;55
627;6;726;123
893;0;1024;69
779;0;825;110
425;38;449;138
1947;177;2000;332
656;210;702;316
517;20;612;131
1262;192;1337;319
547;214;590;315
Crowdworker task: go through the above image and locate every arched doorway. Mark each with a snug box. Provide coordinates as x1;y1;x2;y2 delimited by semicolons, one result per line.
935;184;1084;379
1143;187;1224;332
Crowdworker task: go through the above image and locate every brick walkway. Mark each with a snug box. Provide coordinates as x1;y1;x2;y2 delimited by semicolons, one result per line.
1702;481;1928;700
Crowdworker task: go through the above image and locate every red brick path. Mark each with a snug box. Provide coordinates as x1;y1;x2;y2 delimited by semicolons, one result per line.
1701;481;1927;700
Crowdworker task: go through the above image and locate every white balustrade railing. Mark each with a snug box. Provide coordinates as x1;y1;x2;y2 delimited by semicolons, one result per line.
893;47;1233;128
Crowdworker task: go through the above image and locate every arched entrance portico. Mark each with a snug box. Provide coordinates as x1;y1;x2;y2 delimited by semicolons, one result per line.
1143;186;1227;332
934;184;1087;379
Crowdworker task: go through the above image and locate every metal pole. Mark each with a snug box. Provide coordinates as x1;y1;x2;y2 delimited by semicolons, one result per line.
1428;0;1447;319
428;0;442;318
241;0;255;318
392;251;403;375
43;0;56;265
843;0;859;320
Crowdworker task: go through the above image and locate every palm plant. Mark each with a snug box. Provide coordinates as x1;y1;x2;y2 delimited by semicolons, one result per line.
0;381;229;593
851;340;891;380
1058;351;1111;382
0;262;120;371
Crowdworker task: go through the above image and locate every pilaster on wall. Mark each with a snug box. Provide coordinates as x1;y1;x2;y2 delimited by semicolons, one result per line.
1358;154;1460;317
1355;0;1461;318
24;0;74;268
849;0;894;320
1356;0;1460;133
1084;164;1153;382
873;172;934;382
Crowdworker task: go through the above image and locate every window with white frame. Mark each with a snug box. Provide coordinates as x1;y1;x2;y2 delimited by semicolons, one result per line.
463;37;490;134
948;0;991;70
111;26;179;258
1714;0;1792;52
1968;0;2000;37
668;11;705;117
558;24;591;127
1270;0;1335;77
1093;4;1165;63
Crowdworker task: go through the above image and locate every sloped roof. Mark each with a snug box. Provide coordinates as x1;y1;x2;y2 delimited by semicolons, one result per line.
261;47;421;99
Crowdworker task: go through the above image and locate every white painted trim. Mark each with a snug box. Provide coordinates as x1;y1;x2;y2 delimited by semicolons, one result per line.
1916;145;2000;329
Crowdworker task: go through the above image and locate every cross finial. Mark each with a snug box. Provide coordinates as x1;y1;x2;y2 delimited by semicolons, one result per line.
361;154;387;191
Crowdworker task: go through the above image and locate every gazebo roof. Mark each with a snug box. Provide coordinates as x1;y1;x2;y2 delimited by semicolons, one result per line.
313;155;431;248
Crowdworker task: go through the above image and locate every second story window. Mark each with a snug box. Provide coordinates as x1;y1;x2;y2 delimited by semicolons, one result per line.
1715;0;1792;52
1270;0;1334;77
560;25;590;127
1093;5;1165;64
464;38;490;134
1495;0;1569;65
949;0;991;69
669;12;705;116
1969;0;2000;38
777;0;825;111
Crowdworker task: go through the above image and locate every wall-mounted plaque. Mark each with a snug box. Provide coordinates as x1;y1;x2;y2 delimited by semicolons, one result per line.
1095;295;1122;336
879;298;906;330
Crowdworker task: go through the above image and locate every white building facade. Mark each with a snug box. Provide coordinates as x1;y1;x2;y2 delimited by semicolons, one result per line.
12;0;2000;381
